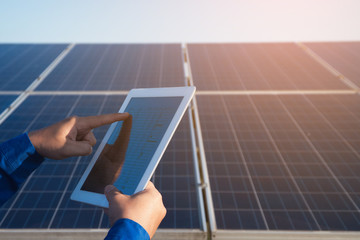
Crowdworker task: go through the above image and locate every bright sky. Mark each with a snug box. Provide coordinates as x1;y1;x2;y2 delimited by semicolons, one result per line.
1;0;360;43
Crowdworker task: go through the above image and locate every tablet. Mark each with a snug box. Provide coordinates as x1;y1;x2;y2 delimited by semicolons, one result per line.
71;86;196;208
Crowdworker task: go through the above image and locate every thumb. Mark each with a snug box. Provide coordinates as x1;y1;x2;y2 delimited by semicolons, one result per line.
64;140;93;157
104;185;125;202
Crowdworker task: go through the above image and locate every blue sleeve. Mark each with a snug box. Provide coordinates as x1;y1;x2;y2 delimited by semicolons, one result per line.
0;133;44;206
105;218;150;240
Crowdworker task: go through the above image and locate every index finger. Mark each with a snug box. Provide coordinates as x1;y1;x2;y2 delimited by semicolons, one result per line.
79;113;129;130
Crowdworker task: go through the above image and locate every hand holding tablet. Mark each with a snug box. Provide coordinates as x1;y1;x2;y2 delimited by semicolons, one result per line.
71;86;196;207
104;182;166;238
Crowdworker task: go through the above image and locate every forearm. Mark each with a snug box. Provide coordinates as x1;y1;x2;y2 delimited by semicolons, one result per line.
0;133;44;206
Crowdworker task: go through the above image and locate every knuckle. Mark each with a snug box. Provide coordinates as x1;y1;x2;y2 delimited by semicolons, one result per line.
153;190;162;200
63;116;78;126
155;193;164;205
69;115;78;122
161;206;167;217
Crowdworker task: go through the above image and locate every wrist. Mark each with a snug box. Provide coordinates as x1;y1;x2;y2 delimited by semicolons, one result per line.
28;130;44;157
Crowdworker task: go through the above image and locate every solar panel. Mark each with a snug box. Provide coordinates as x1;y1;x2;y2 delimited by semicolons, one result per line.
188;43;350;91
304;42;360;89
0;95;200;229
0;95;18;113
1;42;360;238
0;44;67;91
197;94;360;230
36;44;185;91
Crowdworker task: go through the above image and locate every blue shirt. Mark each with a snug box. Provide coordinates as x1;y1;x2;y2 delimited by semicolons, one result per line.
0;133;149;240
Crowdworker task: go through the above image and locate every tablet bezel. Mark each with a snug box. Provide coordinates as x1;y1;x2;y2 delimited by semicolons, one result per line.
71;86;196;208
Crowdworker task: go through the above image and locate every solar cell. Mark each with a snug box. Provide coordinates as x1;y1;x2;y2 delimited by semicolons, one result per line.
36;44;185;91
197;94;360;231
0;44;67;91
0;95;200;229
0;95;18;113
188;43;350;91
305;42;360;89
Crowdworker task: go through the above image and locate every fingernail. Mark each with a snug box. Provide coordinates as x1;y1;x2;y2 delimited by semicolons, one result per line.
104;185;116;195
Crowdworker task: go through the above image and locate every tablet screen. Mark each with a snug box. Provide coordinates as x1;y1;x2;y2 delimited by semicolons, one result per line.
81;96;183;195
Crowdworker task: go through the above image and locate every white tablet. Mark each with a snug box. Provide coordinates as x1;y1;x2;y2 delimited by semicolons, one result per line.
71;86;196;208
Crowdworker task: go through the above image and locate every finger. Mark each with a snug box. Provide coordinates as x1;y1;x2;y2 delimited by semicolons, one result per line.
133;181;159;198
63;141;92;157
104;185;125;202
82;131;96;146
80;113;129;130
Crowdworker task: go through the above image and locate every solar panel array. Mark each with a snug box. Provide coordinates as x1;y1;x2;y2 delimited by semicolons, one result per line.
197;95;359;230
0;42;359;236
188;43;360;233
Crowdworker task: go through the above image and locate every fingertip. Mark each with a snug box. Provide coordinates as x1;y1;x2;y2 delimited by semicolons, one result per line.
80;143;93;156
88;145;93;155
80;113;130;130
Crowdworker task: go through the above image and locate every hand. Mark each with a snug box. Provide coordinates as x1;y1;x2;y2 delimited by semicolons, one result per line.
28;113;129;160
104;182;166;239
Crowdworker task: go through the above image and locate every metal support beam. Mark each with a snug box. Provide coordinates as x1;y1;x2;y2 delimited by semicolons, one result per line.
183;43;217;239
